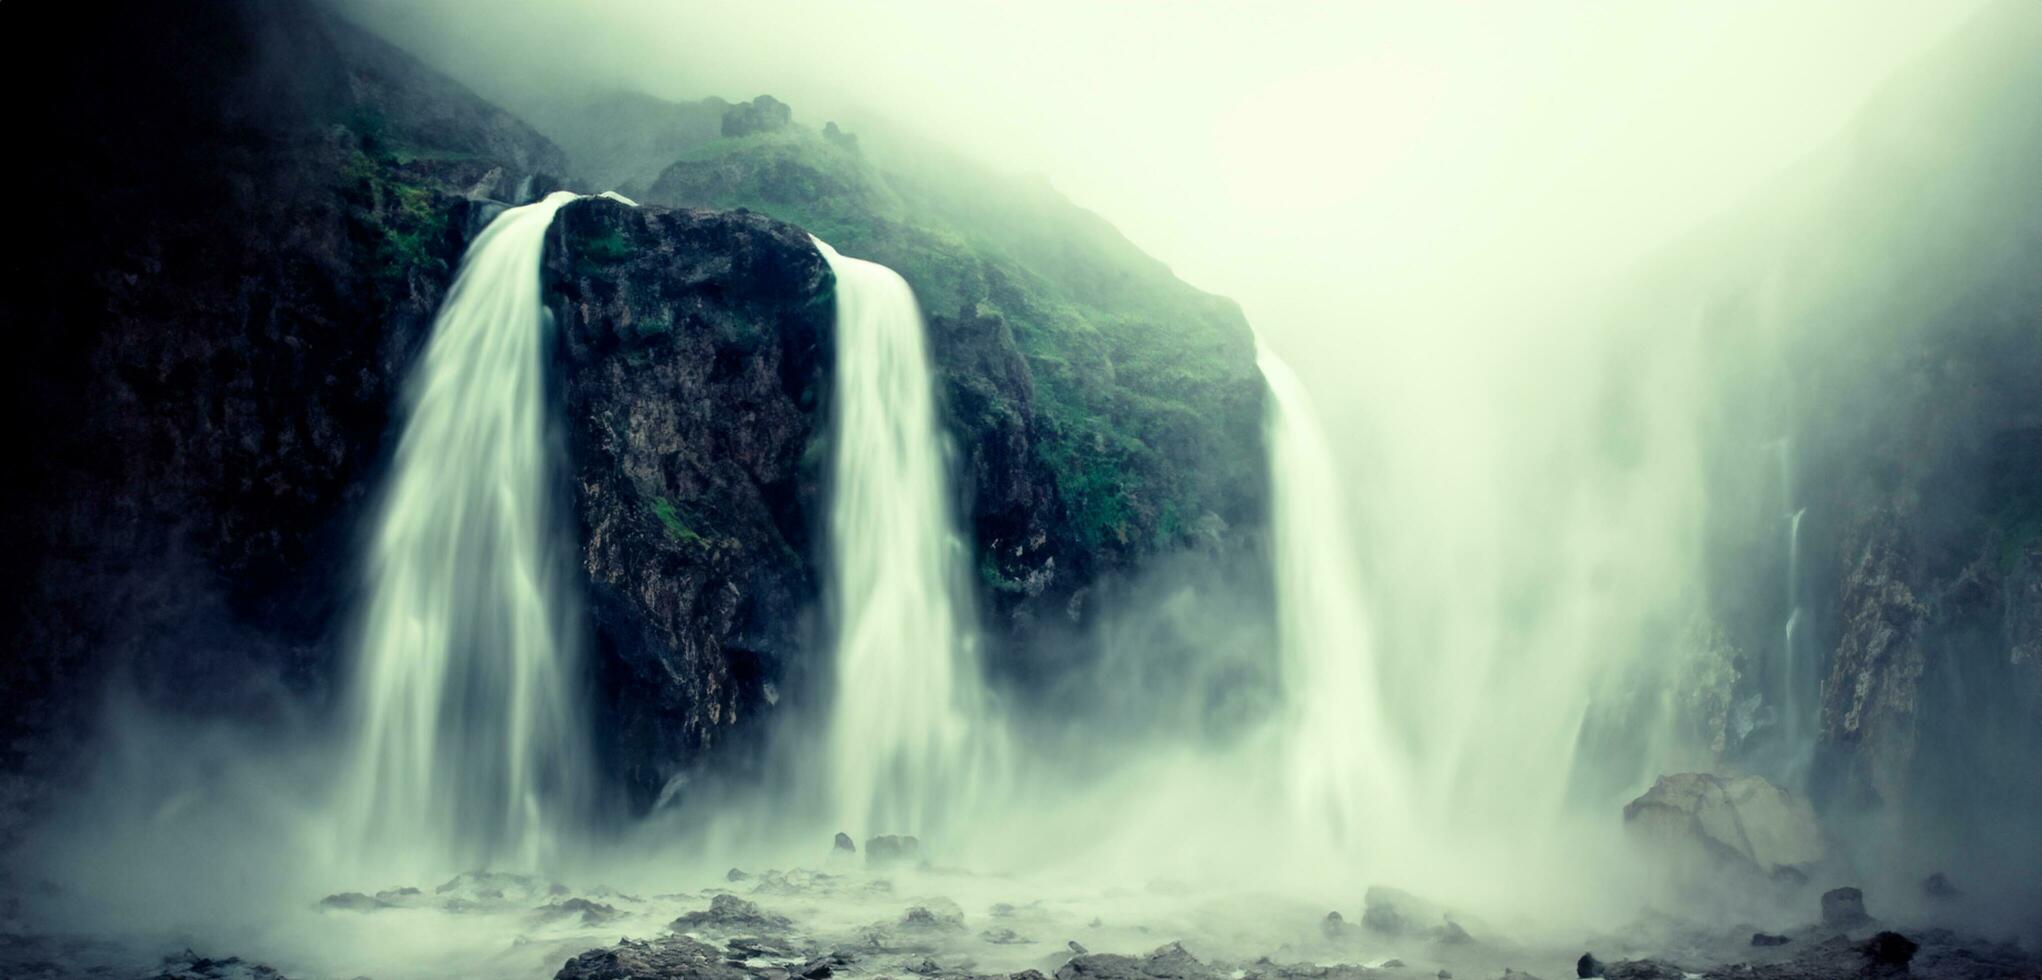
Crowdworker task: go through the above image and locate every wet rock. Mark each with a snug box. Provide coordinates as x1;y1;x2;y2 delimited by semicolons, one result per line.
799;956;834;979
1921;872;1959;899
834;833;856;854
901;899;967;933
1070;941;1090;955
1435;972;1451;980
1622;773;1825;881
1862;931;1917;968
1013;972;1051;980
1598;962;1682;980
537;897;624;926
727;868;750;882
1751;932;1791;947
1362;886;1449;935
1322;911;1345;938
149;949;295;980
1436;920;1474;945
436;870;560;904
1576;953;1605;977
867;835;923;866
317;891;391;912
556;935;750;980
1057;942;1219;980
672;893;794;933
1379;961;1403;970
982;927;1035;945
726;937;798;960
1820;886;1869;929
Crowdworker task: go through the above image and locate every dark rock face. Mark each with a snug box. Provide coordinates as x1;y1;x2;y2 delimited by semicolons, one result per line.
546;198;831;808
0;0;562;809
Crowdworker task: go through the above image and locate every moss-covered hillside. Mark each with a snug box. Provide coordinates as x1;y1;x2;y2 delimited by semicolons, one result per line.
581;99;1265;614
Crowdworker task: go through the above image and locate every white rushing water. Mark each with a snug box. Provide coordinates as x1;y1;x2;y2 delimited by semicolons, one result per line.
339;191;589;874
1256;338;1408;846
814;237;990;840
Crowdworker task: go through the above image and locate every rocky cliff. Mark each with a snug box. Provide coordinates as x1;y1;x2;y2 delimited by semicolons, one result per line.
0;1;1268;818
1662;0;2042;880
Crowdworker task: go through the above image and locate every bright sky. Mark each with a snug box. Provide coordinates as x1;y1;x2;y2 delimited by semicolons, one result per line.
354;0;1989;354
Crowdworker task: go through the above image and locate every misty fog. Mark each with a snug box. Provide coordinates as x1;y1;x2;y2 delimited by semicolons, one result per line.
4;1;2040;979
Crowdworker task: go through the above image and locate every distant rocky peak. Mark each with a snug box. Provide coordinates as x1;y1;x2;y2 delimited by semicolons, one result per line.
723;95;793;137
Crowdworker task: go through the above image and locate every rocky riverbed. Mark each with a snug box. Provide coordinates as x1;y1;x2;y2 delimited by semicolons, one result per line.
3;838;2036;980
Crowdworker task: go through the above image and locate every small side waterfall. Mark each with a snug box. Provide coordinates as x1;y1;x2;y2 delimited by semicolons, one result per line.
1257;338;1406;844
1773;437;1816;778
339;191;589;873
814;237;989;839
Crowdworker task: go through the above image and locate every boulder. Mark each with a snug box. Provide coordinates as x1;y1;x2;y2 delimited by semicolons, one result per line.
671;893;793;933
1820;887;1869;929
833;832;856;854
1575;953;1605;978
867;835;922;866
1622;773;1825;880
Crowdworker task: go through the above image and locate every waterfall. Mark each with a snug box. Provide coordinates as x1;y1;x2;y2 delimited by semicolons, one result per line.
338;190;589;873
813;238;990;839
1257;338;1406;844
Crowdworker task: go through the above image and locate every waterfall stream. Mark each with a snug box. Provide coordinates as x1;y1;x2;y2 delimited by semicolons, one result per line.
814;237;992;839
338;191;589;873
1257;338;1407;845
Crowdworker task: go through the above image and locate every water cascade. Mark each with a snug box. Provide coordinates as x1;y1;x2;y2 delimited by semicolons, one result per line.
1256;338;1408;845
338;190;591;874
814;237;992;839
1773;437;1816;781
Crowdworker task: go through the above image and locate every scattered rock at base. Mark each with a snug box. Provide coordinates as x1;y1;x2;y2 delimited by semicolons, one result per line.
556;934;749;980
866;834;922;866
1922;872;1959;899
536;897;623;926
1750;932;1791;947
148;949;295;980
1862;931;1917;968
1622;773;1825;882
1322;911;1345;938
1380;960;1404;969
317;891;390;912
1576;952;1605;977
900;899;968;933
982;927;1036;945
1070;941;1090;955
1057;942;1219;980
672;893;794;933
727;868;750;882
1362;886;1448;935
1598;961;1683;980
1820;886;1869;929
834;832;857;854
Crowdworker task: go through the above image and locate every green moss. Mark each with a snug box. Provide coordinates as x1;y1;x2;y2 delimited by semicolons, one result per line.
574;228;633;277
646;123;1261;561
342;150;452;297
650;496;708;547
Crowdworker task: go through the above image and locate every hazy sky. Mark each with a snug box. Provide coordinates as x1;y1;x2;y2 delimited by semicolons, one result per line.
351;0;1987;354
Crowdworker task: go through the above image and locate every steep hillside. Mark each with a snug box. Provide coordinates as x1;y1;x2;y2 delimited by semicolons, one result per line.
549;95;1268;658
